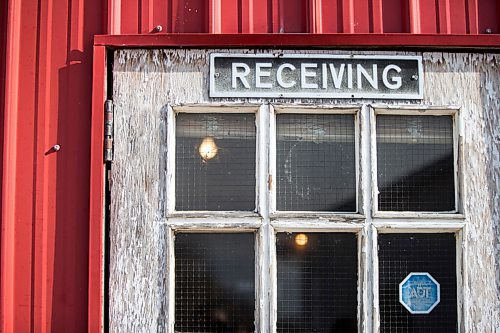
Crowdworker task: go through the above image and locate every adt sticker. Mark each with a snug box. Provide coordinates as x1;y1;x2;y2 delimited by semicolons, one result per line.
399;272;440;314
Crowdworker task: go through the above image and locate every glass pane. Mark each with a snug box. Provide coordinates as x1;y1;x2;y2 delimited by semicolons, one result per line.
176;113;256;211
376;115;455;211
378;234;457;332
276;233;358;332
175;233;255;333
276;114;356;211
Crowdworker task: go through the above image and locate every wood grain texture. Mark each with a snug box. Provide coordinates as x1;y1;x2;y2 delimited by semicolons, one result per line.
110;49;499;332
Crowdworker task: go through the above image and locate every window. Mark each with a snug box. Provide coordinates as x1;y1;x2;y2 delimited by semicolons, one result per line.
276;114;356;212
175;233;256;332
175;113;256;211
378;234;458;332
165;105;462;332
276;233;358;332
375;115;455;212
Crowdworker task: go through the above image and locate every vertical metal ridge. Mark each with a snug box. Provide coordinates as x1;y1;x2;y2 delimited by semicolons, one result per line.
409;0;421;33
310;0;322;33
108;0;121;34
371;0;383;33
271;0;279;33
342;0;354;33
438;0;451;33
240;0;250;33
140;0;154;33
209;0;221;33
466;0;478;34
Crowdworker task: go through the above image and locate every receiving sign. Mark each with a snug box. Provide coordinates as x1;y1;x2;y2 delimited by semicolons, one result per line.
209;53;423;99
399;272;440;314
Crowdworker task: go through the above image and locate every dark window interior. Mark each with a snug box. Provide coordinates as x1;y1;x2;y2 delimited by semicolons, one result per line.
276;114;356;212
378;233;457;332
276;233;358;333
376;115;455;211
175;233;255;333
176;113;256;211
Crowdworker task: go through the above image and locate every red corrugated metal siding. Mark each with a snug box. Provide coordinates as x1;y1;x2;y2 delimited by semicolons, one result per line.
1;0;499;332
0;0;7;235
479;0;500;34
1;0;106;332
108;0;499;34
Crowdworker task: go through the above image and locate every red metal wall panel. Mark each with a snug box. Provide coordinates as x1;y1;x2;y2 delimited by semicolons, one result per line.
1;0;105;331
277;0;309;32
0;0;7;230
318;0;343;33
105;0;500;34
478;0;500;34
449;0;467;34
382;0;410;33
171;0;208;32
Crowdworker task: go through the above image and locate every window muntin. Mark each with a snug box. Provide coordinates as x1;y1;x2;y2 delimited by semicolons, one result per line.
175;113;256;211
376;115;455;212
276;232;358;333
174;233;256;333
378;233;458;332
276;113;357;212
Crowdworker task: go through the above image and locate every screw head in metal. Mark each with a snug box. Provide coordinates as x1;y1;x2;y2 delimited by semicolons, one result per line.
52;144;61;151
485;28;492;34
411;74;419;81
154;25;163;32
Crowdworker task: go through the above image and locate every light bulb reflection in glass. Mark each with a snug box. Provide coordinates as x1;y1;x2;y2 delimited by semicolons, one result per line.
199;137;218;161
295;233;308;247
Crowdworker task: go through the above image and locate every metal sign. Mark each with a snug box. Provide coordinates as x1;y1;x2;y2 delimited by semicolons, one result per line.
209;53;423;99
399;272;440;314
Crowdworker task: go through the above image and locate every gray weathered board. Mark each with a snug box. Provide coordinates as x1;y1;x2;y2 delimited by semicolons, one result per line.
110;49;499;332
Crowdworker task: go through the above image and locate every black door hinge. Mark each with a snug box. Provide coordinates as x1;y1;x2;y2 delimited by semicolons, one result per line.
104;100;114;162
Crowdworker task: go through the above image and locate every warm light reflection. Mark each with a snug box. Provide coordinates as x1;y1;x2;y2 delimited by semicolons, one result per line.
295;233;308;247
198;137;218;160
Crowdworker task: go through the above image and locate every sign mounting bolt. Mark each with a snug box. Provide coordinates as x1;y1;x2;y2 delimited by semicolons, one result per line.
411;75;419;81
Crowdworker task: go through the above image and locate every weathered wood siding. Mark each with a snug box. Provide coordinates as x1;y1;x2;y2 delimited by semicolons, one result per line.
110;49;499;332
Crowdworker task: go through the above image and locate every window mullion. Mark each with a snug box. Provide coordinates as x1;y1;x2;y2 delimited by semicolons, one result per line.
360;104;375;333
257;103;272;333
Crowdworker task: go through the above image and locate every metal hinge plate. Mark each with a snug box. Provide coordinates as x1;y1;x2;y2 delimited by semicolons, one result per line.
104;100;114;162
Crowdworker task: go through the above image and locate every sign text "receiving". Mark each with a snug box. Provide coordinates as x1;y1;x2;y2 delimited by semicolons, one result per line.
209;53;423;99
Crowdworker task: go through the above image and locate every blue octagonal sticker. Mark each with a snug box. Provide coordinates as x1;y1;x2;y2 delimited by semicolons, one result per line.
399;272;440;314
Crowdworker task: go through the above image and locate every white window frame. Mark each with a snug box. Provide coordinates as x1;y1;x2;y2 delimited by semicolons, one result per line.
370;106;465;333
163;103;465;333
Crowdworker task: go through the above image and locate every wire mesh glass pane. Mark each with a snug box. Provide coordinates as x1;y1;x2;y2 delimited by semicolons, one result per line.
175;233;255;333
276;114;356;211
276;233;358;332
176;113;256;211
376;115;455;211
378;233;457;332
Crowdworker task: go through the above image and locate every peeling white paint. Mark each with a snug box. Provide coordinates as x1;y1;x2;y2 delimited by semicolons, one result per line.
110;49;499;332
